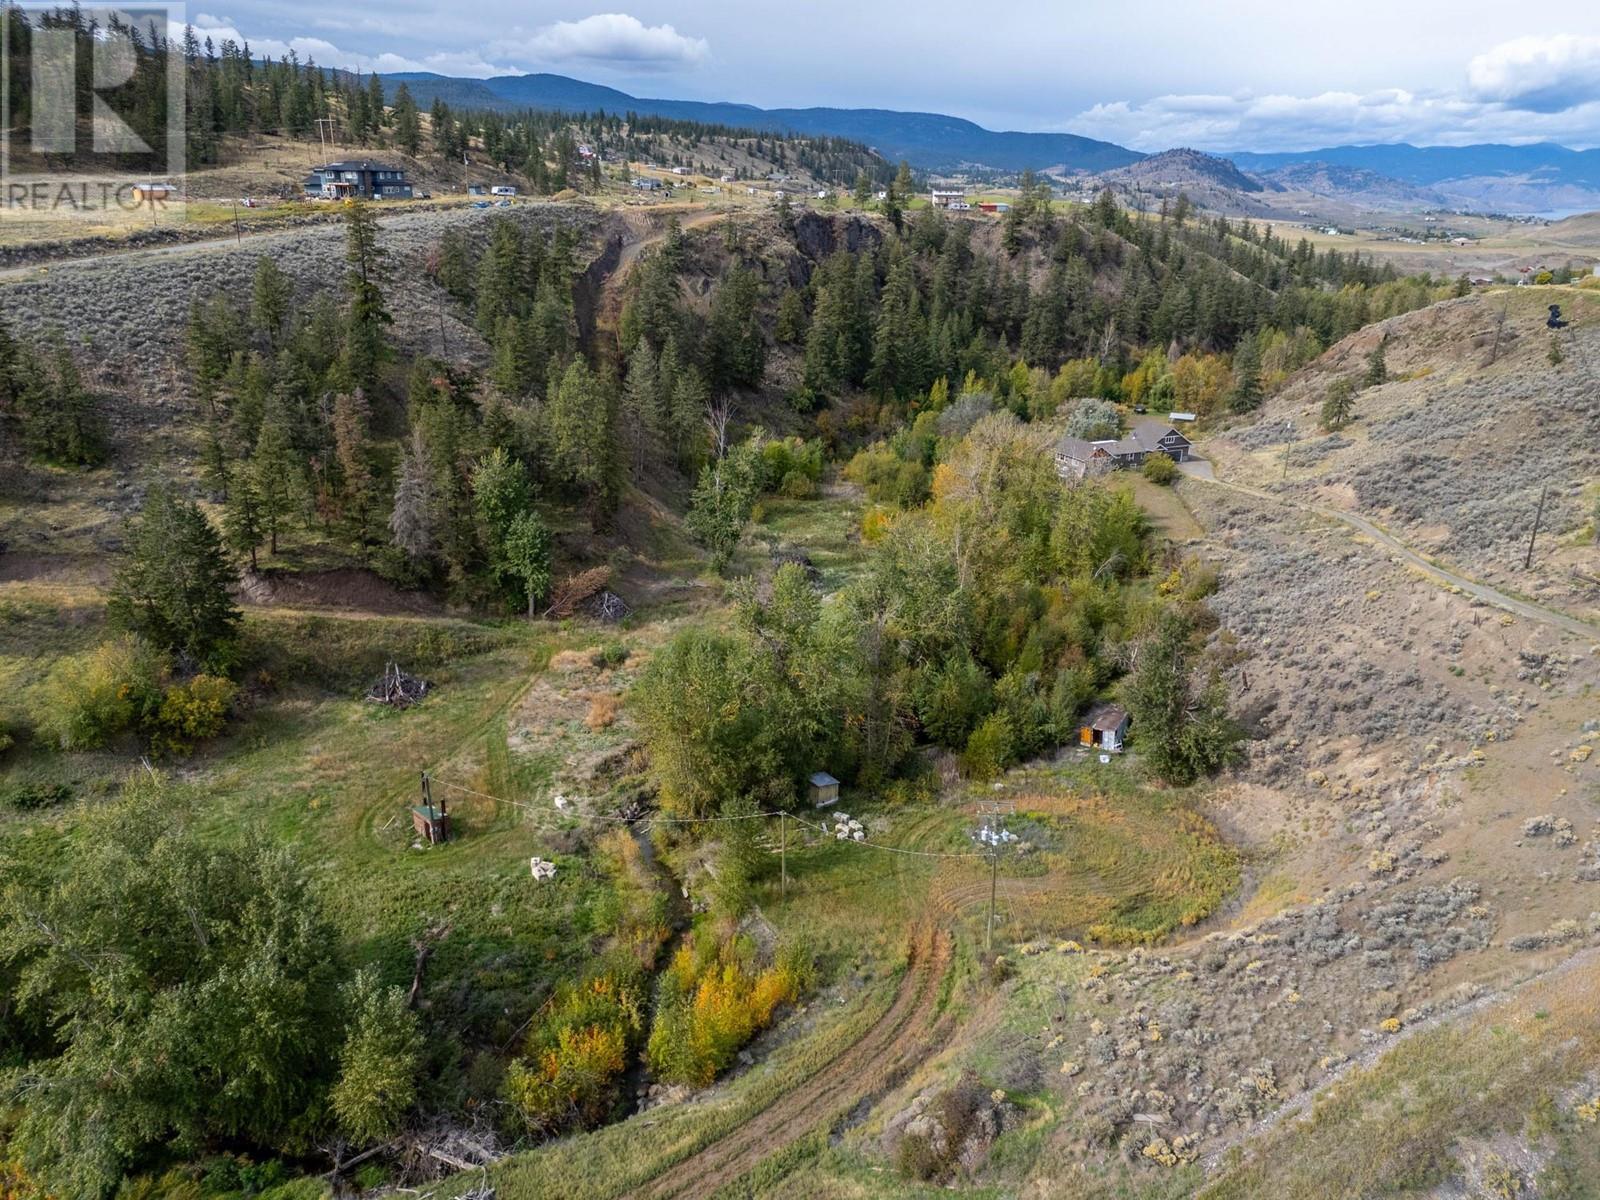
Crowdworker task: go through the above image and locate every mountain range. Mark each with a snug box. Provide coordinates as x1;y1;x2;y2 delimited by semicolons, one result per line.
378;71;1600;213
381;71;1141;174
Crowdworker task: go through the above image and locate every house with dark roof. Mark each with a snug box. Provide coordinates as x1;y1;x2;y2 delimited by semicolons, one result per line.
1054;418;1194;480
304;160;413;200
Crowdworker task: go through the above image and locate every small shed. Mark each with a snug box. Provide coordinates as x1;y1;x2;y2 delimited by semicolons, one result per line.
131;182;176;203
1079;703;1130;753
467;183;489;196
808;771;841;808
413;803;450;844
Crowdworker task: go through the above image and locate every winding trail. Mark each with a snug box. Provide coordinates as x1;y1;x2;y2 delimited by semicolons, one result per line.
1180;459;1597;641
630;924;954;1199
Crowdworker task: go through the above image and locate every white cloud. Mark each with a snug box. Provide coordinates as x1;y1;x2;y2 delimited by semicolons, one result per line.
1467;34;1600;112
1065;35;1600;151
184;14;511;76
494;13;708;71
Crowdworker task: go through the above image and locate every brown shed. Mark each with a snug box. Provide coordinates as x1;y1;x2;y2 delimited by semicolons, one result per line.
1078;703;1130;752
412;803;450;844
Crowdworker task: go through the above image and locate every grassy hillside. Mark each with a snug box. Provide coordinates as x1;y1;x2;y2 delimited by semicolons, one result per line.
1208;285;1600;622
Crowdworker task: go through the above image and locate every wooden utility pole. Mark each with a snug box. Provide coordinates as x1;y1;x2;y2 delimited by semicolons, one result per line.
987;849;998;952
975;800;1012;953
1525;483;1550;569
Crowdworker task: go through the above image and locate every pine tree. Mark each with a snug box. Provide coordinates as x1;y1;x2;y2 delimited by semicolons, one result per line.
391;82;421;155
250;256;292;348
547;359;620;529
669;364;709;472
340;203;391;394
366;72;386;133
1362;338;1388;388
1320;377;1356;431
622;342;663;480
1228;335;1263;413
221;470;264;570
1124;610;1241;785
25;341;109;467
775;287;807;345
705;267;766;395
892;160;914;201
870;248;930;398
332;390;379;556
252;407;300;556
107;482;241;667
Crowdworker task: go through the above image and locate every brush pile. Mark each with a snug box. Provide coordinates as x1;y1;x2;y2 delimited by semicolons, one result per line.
366;662;429;708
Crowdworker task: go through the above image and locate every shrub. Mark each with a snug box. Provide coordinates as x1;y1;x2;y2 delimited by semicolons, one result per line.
1142;452;1178;485
33;635;166;750
1065;397;1120;441
896;1132;941;1181
329;968;424;1145
150;674;238;757
861;505;896;543
646;934;807;1088
585;693;621;730
962;712;1015;781
777;469;817;499
591;641;629;669
0;775;72;811
505;961;646;1134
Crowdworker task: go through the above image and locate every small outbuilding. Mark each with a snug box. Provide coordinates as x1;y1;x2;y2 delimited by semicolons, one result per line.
130;182;177;204
413;802;450;844
808;771;841;808
1079;703;1131;753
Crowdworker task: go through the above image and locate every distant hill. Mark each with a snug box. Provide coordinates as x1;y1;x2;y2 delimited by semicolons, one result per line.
378;72;1144;174
1228;143;1600;213
1255;162;1446;209
1100;148;1268;194
1226;143;1600;187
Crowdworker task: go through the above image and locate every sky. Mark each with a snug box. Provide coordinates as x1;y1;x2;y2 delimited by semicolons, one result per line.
181;2;1600;151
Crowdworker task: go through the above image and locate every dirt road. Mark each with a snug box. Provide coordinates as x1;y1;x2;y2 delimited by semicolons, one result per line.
1181;459;1597;641
630;924;953;1199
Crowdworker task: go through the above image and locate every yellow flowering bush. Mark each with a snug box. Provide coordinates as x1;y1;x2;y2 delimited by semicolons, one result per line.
646;934;813;1087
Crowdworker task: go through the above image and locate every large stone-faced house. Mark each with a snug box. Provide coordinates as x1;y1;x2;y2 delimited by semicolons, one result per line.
1054;418;1194;480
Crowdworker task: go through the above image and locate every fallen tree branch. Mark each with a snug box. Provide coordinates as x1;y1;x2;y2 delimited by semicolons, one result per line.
408;922;451;1009
323;1138;398;1179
